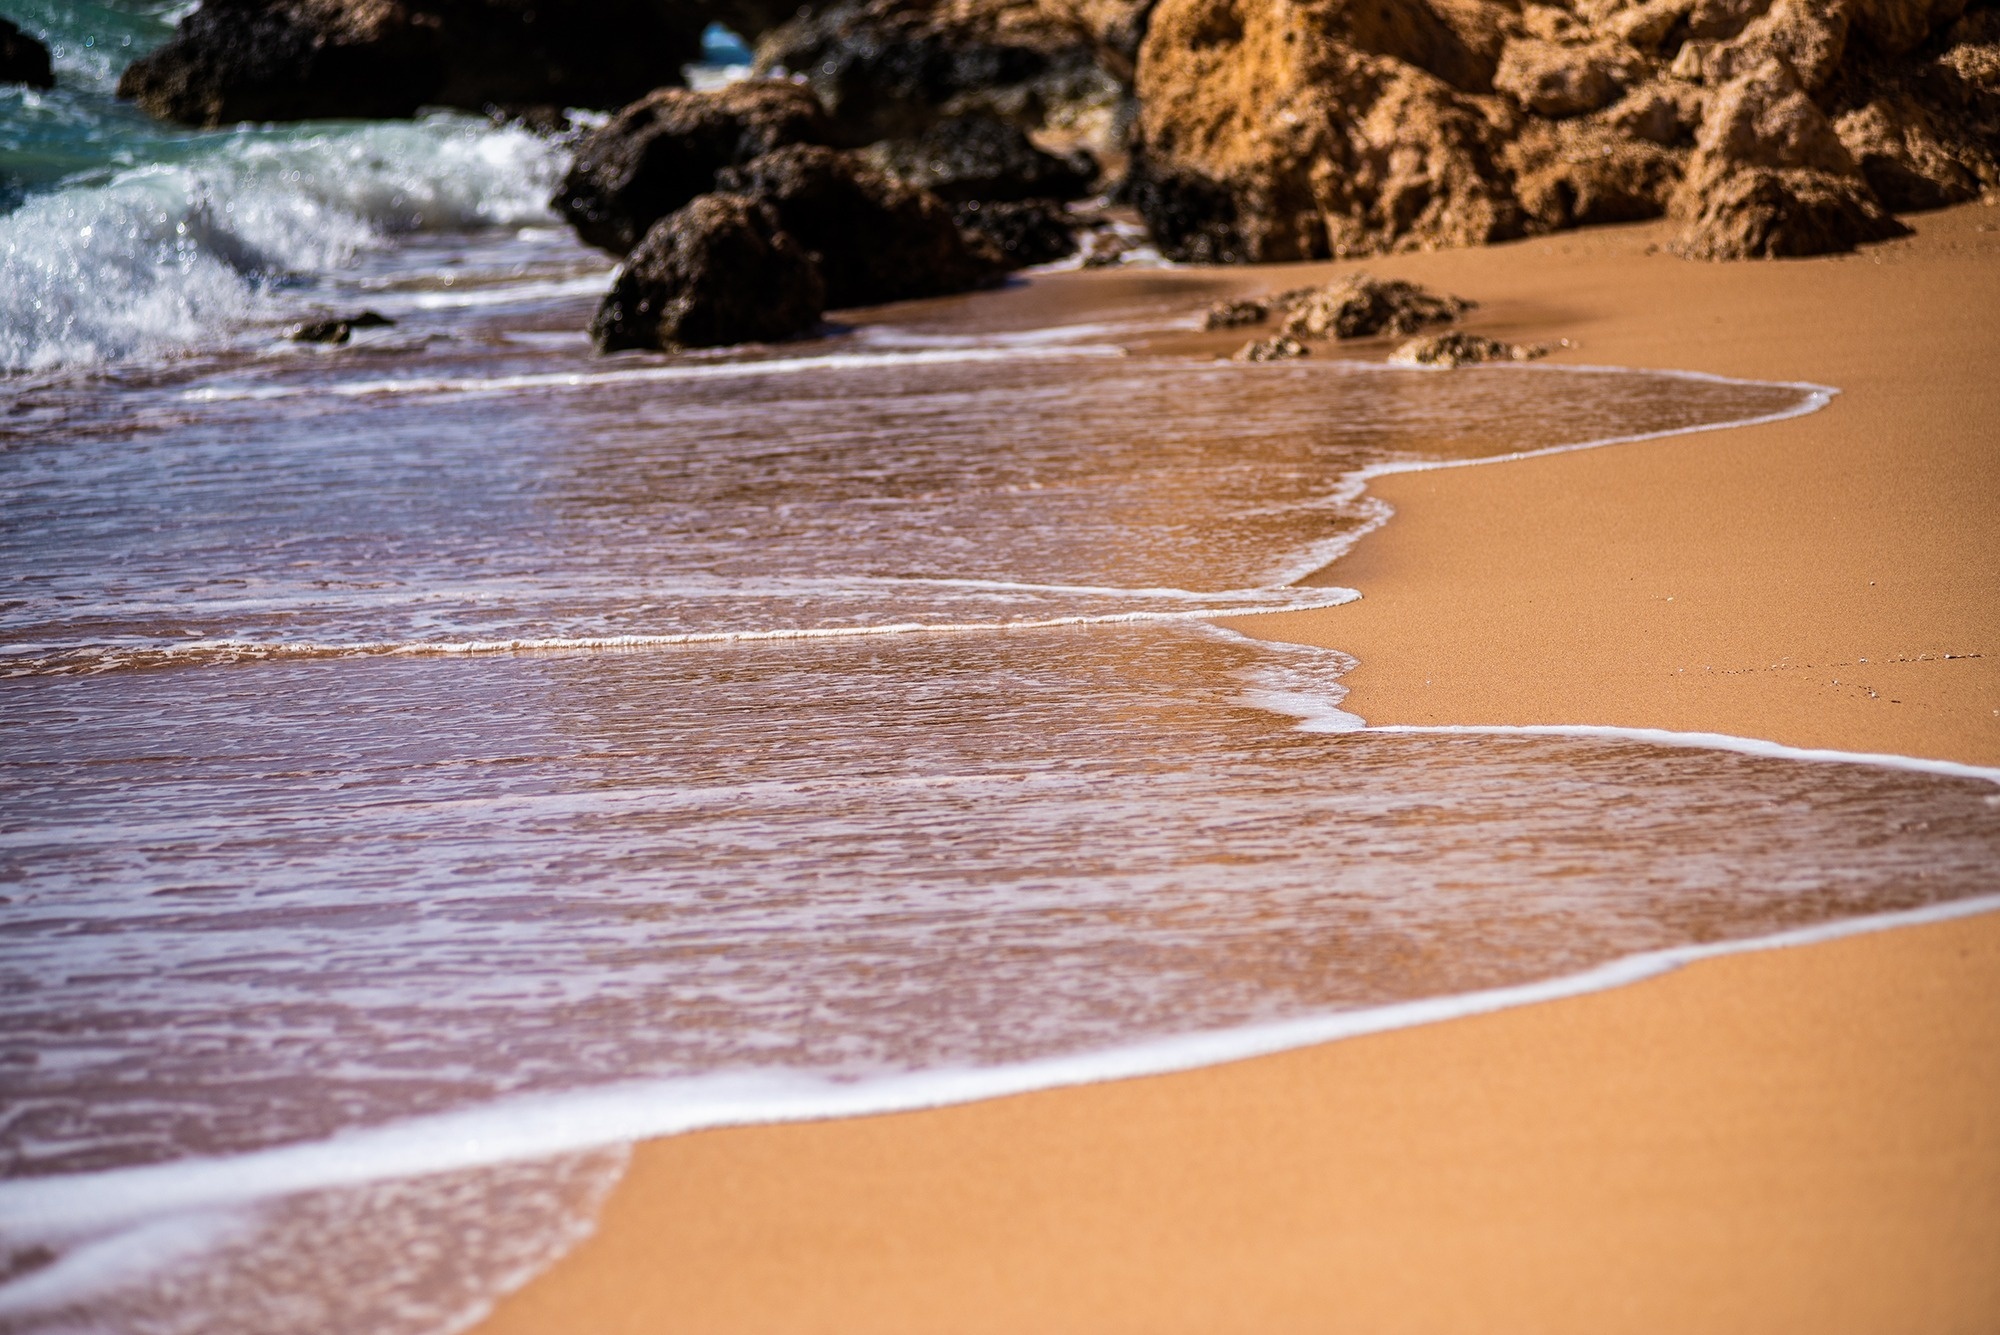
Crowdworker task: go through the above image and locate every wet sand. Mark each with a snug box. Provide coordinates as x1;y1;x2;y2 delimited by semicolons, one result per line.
475;203;2000;1332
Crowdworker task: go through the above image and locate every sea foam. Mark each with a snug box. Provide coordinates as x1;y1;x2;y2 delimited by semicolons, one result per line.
0;115;565;371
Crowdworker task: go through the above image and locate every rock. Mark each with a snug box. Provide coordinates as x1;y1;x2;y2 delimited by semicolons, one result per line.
1508;112;1685;228
1277;274;1473;340
952;197;1080;266
716;144;1001;308
1129;0;1527;262
0;15;54;90
118;0;711;127
1232;335;1310;361
1202;296;1277;329
591;193;825;352
1388;330;1547;366
1493;37;1647;118
1850;0;1969;56
862;113;1097;202
289;311;396;344
556;82;836;256
1672;0;1851;91
754;0;1125;144
1670;59;1908;257
1834;94;1983;209
1825;10;2000;210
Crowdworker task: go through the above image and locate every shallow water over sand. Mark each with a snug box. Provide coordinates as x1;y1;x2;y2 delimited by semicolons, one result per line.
4;251;1997;1334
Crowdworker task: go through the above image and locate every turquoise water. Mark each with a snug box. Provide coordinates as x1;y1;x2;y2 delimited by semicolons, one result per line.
0;1;577;370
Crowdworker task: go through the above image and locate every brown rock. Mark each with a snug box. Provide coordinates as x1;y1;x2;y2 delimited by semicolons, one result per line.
117;0;707;128
1277;273;1473;339
1509;114;1685;227
716;144;1001;308
1493;37;1648;117
591;194;825;352
1674;0;1851;91
1130;0;1527;262
1388;330;1549;365
951;197;1081;267
861;112;1097;202
556;82;836;256
1232;335;1311;361
1670;58;1907;257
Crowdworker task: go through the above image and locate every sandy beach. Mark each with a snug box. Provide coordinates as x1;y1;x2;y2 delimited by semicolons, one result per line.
472;201;2000;1333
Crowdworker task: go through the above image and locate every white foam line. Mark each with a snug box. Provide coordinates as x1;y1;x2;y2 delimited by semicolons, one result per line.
7;891;1997;1238
179;345;1128;403
1357;722;2000;786
12;590;1362;671
1355;362;1837;480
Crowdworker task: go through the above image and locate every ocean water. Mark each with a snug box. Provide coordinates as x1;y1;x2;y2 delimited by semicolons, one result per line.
5;8;2000;1335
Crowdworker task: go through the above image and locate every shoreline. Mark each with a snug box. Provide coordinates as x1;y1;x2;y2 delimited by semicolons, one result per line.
475;203;2000;1331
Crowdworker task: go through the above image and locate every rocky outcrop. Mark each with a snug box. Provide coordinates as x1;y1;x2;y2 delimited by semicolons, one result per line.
556;82;836;255
1130;0;1995;264
752;0;1125;143
1388;330;1547;365
0;16;54;90
1670;58;1908;257
717;144;1002;307
862;112;1097;201
592;193;825;352
118;0;709;127
1130;0;1527;262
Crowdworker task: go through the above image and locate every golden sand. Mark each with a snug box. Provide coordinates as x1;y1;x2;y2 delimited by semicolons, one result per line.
476;204;2000;1333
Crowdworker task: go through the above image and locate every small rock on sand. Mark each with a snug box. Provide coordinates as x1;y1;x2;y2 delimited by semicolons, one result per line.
1232;336;1310;362
1388;331;1549;368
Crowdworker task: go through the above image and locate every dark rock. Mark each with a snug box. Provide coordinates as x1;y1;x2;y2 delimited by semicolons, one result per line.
753;0;1124;143
716;144;1000;308
0;16;54;90
591;193;824;352
1201;297;1274;330
556;82;836;255
1389;330;1547;367
289;311;396;344
863;113;1096;202
117;0;707;128
952;197;1079;267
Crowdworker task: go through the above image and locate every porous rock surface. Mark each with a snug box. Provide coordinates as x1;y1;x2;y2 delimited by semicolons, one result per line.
861;112;1097;201
591;193;825;352
716;144;1002;307
0;15;54;90
118;0;711;126
1205;274;1474;338
952;197;1082;265
1389;330;1548;365
556;82;836;255
1129;0;2000;262
753;0;1127;143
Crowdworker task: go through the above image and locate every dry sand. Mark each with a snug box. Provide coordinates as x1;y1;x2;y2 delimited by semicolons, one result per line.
476;204;2000;1333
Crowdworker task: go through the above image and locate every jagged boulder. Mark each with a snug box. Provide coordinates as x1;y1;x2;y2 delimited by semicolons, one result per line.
1671;58;1908;257
592;193;825;352
862;112;1097;201
1206;274;1473;338
752;0;1124;143
556;82;836;255
716;143;1001;308
1129;0;1526;262
952;197;1081;266
0;16;54;90
117;0;708;127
